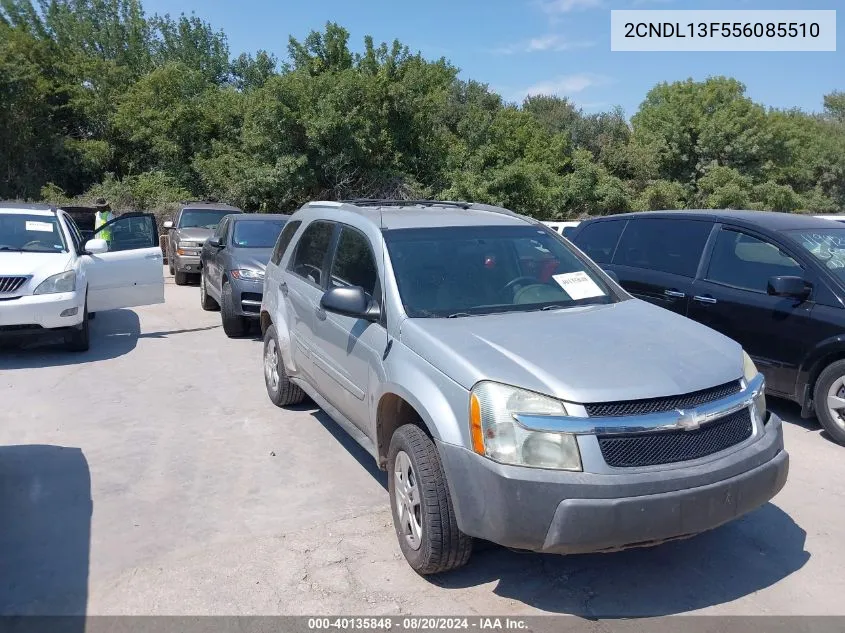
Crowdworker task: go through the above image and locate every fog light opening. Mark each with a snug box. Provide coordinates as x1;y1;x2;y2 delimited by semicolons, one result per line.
60;307;79;317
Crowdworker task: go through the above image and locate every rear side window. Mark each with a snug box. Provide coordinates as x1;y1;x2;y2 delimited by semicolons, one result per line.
289;220;334;285
572;221;625;264
706;228;802;292
330;227;379;297
271;220;301;265
614;218;712;277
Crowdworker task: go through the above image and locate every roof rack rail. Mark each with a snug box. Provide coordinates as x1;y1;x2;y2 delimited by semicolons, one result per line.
343;199;473;210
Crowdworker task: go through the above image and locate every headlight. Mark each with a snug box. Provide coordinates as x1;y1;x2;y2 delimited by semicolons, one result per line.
33;270;76;295
469;381;582;471
743;350;767;417
230;269;264;281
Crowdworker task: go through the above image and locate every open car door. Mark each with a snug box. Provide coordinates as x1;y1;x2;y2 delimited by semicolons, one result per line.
83;213;165;312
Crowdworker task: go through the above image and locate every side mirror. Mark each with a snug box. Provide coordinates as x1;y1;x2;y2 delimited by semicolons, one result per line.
320;286;380;322
163;220;173;229
604;269;620;284
208;236;224;248
84;238;108;255
767;275;811;300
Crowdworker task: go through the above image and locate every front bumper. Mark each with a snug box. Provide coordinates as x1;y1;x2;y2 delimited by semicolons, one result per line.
229;277;263;318
0;291;85;333
173;253;201;273
437;412;787;554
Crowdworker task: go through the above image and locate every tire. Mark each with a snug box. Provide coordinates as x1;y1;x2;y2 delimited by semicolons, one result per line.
174;270;188;286
65;301;90;352
200;270;219;311
388;424;472;575
263;324;306;407
814;359;845;446
221;281;248;337
169;262;175;275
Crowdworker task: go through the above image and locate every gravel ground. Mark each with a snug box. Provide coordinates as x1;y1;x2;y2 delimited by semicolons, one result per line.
1;270;843;617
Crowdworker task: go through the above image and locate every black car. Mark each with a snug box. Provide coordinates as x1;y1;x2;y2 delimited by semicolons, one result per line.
569;210;845;445
199;213;289;337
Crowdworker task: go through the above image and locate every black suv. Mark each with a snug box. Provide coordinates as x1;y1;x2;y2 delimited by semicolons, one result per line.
569;210;845;445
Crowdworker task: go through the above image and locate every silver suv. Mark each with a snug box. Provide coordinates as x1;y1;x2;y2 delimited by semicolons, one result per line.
259;200;788;575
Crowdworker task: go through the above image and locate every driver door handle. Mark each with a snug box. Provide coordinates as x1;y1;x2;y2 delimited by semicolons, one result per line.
663;289;685;299
694;295;718;304
279;281;288;295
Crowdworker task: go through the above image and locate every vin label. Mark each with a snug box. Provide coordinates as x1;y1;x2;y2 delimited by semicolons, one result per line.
611;10;836;52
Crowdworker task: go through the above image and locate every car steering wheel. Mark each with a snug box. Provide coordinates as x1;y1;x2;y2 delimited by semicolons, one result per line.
501;276;540;296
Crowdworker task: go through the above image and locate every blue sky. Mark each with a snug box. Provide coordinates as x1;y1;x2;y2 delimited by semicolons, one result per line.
142;0;842;117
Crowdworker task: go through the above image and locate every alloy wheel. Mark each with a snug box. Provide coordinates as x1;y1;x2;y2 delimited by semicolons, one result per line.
393;450;422;551
826;377;845;430
264;338;280;392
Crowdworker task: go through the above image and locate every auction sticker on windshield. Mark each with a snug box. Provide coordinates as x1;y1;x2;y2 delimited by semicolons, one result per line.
552;271;605;300
25;221;54;232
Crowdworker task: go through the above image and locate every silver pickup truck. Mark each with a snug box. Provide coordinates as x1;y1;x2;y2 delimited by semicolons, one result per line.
163;202;242;285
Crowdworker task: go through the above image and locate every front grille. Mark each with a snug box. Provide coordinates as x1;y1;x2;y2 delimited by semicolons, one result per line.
598;408;753;468
584;380;742;417
0;276;28;294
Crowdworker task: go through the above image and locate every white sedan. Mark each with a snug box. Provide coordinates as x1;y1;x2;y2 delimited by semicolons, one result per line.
0;203;164;351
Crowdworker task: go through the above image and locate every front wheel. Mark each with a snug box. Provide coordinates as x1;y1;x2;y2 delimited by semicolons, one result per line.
814;360;845;446
263;324;306;406
174;270;189;286
388;424;472;575
200;271;219;311
221;281;248;337
65;301;90;352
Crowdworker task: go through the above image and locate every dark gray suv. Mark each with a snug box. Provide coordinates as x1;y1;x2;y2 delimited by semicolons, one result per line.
260;199;788;575
199;213;288;337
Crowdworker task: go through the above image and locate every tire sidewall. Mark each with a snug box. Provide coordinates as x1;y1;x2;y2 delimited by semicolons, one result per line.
387;429;435;571
815;361;845;445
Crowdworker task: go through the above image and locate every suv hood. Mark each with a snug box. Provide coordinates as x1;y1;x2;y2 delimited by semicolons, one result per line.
0;251;73;279
174;227;214;242
231;248;273;272
399;299;743;404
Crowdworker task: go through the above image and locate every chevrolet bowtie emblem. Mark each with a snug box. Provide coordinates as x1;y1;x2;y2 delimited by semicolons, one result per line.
675;409;701;431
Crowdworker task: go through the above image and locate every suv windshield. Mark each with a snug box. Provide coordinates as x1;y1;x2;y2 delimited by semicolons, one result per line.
232;219;287;248
385;225;615;318
0;213;68;253
179;209;232;229
787;228;845;280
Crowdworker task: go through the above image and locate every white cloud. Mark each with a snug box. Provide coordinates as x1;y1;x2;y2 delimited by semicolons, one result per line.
539;0;603;14
515;73;612;100
495;34;596;54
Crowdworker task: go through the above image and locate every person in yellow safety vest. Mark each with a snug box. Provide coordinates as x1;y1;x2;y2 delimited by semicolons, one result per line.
93;198;113;244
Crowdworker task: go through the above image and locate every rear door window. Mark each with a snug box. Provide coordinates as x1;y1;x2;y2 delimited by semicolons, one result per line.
614;218;712;277
289;220;335;286
572;221;625;264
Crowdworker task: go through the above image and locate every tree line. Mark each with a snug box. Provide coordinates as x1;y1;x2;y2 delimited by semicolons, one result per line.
2;0;844;218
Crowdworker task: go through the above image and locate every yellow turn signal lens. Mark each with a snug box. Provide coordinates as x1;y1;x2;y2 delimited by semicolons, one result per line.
470;393;485;455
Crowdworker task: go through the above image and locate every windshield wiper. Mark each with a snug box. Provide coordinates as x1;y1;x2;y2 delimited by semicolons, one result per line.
540;304;568;311
447;312;473;318
0;246;23;252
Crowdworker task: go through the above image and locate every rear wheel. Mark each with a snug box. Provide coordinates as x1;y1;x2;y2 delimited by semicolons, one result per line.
65;301;90;352
263;324;305;406
388;424;472;575
174;270;188;286
200;270;219;311
814;360;845;446
221;280;248;337
168;262;174;275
